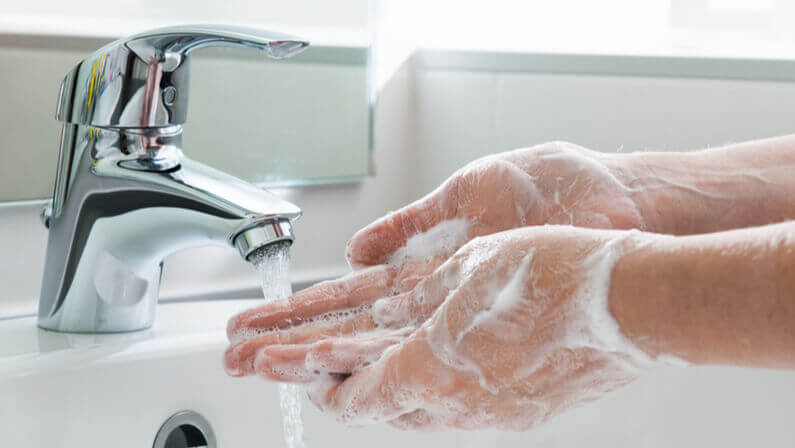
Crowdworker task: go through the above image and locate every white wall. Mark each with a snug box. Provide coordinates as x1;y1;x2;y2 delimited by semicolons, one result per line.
414;68;795;192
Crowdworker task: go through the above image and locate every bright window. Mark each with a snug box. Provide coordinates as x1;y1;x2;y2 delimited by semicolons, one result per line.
379;0;795;59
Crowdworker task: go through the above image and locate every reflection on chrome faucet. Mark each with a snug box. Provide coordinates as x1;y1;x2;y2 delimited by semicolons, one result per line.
38;25;308;333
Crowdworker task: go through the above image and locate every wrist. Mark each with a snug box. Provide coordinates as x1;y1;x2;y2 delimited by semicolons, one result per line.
608;222;795;368
605;145;795;235
607;233;673;361
600;151;707;235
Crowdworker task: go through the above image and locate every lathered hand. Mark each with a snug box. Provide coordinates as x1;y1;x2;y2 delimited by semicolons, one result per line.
226;220;795;430
225;141;647;376
230;227;658;429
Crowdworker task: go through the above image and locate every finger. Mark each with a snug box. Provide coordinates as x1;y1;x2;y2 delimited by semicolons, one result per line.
224;311;379;377
305;331;408;375
253;343;318;383
227;265;396;342
254;332;406;383
372;257;460;327
346;185;458;269
306;337;430;426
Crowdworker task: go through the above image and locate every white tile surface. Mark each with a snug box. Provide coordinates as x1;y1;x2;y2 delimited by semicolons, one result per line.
415;70;498;190
0;204;48;318
495;72;795;154
411;69;795;194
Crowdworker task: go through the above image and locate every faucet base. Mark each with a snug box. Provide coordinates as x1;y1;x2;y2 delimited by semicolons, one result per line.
38;254;163;334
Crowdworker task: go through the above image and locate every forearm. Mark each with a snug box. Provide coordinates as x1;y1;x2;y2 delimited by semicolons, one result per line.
607;135;795;235
610;221;795;368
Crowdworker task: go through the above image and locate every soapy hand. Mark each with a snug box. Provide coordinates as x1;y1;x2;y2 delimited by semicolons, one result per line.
226;226;658;430
346;141;644;291
225;142;646;377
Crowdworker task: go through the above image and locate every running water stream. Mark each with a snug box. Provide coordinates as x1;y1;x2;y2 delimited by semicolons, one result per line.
250;241;305;448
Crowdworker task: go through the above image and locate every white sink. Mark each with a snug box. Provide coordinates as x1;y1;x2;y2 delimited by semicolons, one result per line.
3;299;795;448
0;300;282;447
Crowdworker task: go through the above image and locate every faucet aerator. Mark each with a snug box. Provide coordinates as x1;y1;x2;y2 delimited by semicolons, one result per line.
234;219;295;261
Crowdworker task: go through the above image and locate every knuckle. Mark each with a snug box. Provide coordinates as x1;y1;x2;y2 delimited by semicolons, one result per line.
516;140;581;159
537;140;576;153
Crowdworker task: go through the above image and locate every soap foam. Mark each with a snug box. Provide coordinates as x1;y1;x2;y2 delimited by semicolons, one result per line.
563;230;657;370
389;218;470;267
458;250;536;342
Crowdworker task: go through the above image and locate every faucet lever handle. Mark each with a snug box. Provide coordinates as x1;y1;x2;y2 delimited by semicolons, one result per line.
56;24;309;128
124;24;309;63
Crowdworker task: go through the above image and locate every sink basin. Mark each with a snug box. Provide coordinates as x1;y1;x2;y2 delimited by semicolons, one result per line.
0;300;281;447
3;299;795;447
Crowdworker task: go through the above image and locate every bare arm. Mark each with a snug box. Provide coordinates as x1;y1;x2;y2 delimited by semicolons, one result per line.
607;135;795;235
611;220;795;368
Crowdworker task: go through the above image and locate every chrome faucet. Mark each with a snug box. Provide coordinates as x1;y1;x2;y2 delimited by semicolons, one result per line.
38;25;307;333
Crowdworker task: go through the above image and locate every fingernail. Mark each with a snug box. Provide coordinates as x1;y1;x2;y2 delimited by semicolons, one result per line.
223;346;243;377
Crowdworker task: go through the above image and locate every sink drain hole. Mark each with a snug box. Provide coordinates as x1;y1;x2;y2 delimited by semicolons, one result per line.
154;411;216;448
165;424;207;447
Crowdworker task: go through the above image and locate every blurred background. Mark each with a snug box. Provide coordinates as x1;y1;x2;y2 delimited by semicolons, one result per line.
1;1;795;445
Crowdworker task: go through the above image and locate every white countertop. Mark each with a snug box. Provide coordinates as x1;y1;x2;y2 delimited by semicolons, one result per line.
0;299;260;381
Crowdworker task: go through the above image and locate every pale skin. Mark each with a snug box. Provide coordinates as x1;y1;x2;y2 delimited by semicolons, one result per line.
225;136;795;430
